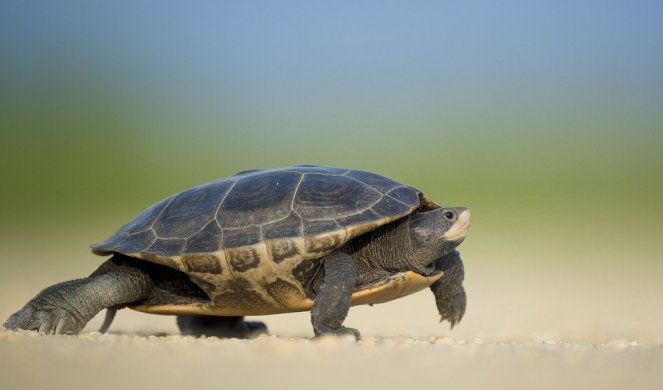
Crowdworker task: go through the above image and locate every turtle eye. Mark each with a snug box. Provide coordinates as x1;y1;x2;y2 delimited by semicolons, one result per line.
442;210;456;222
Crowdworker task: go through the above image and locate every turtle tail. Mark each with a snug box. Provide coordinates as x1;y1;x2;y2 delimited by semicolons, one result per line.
98;308;117;333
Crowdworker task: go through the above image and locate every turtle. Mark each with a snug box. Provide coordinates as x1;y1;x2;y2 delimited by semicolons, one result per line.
4;165;469;339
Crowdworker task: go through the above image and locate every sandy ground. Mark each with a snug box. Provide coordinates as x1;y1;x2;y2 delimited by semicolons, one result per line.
2;330;661;390
1;239;662;390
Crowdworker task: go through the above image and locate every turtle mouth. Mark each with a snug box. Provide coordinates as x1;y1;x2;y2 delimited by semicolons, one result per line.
441;209;470;241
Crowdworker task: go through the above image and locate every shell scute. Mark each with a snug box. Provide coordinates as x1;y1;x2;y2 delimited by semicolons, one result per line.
222;226;262;248
371;196;412;217
346;169;404;193
148;238;186;257
181;254;223;274
154;180;230;238
184;222;222;253
336;208;381;228
267;239;301;263
262;212;303;240
387;186;421;205
217;171;301;228
305;232;345;255
212;278;271;309
302;219;339;236
294;173;381;220
109;230;155;255
226;248;261;272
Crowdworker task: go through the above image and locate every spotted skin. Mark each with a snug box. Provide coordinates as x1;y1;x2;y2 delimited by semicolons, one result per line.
90;165;437;314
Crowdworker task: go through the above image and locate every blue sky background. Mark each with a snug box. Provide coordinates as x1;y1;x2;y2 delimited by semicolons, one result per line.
3;1;661;138
0;1;662;267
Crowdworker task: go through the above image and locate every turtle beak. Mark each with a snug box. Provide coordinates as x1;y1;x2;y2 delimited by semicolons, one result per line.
441;208;470;241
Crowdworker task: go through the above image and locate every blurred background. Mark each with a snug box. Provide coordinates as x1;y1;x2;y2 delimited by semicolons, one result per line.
1;1;661;341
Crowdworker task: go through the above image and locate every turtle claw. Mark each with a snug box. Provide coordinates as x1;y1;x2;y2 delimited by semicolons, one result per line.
55;318;67;334
440;313;462;330
38;322;51;335
437;290;466;330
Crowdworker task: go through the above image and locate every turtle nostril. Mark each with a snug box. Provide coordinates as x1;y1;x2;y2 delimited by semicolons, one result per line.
443;210;456;221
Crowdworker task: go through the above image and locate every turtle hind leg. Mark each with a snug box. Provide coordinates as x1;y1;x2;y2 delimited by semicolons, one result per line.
3;257;154;335
176;315;268;339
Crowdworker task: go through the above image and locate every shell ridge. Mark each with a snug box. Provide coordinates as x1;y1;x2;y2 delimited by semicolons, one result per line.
156;219;215;241
213;179;239;229
126;229;148;236
222;224;267;231
143;237;160;252
361;192;387;212
221;251;235;279
181;219;216;251
291;165;351;176
284;169;325;176
344;174;391;197
384;185;420;207
290;173;306;235
302;190;387;223
148;195;177;235
259;210;296;229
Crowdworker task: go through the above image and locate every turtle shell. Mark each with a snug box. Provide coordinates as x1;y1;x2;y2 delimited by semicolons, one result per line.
91;165;439;315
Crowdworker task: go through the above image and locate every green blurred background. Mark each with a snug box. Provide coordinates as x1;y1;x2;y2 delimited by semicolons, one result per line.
1;1;662;338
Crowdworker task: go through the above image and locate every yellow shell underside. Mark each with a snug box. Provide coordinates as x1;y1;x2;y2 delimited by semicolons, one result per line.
130;270;444;316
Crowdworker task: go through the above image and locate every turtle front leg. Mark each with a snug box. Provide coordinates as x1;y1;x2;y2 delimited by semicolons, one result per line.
3;258;154;334
430;250;467;329
311;251;360;340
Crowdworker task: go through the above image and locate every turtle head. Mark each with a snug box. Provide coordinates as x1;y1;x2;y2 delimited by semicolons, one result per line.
407;207;470;273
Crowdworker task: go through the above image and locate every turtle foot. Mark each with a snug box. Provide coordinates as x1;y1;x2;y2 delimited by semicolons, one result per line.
244;320;269;336
431;250;467;330
313;325;361;341
4;304;85;335
437;289;466;329
177;315;269;339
